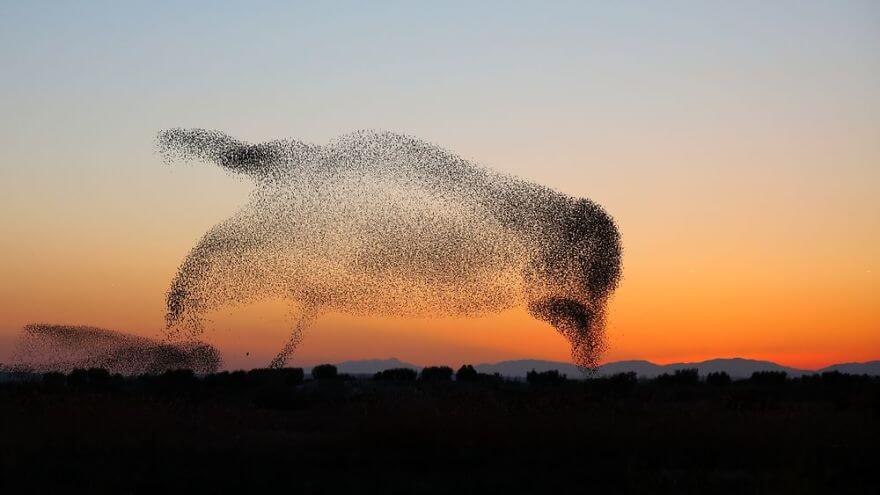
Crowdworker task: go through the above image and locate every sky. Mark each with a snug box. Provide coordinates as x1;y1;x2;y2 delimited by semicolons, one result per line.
1;1;878;370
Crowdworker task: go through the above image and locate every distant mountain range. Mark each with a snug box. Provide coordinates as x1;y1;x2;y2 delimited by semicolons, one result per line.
315;357;880;379
327;358;421;375
819;361;880;376
5;356;877;380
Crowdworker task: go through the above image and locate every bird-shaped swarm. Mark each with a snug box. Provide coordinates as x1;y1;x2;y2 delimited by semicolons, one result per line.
158;129;622;369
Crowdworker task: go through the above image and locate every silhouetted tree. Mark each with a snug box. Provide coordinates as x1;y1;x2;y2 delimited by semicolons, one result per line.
68;368;112;389
820;370;846;384
656;368;699;386
750;371;787;385
606;371;638;396
526;369;567;385
420;366;453;382
203;370;248;389
152;369;197;394
248;367;304;386
706;371;731;387
161;368;196;382
374;368;418;381
41;371;66;389
455;364;478;382
311;364;338;380
283;368;305;386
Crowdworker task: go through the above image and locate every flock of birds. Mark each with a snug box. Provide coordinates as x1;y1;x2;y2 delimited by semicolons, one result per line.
7;129;621;374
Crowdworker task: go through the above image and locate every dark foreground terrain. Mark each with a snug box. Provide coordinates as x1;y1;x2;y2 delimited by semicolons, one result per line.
1;366;878;494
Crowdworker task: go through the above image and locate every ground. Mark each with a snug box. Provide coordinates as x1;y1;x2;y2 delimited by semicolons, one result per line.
1;369;877;494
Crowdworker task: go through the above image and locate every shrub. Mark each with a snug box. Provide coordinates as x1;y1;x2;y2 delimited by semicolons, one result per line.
750;371;787;385
420;366;454;382
202;370;248;388
656;368;699;386
311;364;338;380
152;369;198;394
374;368;418;381
248;367;305;386
68;368;111;388
706;371;731;387
283;368;305;386
526;369;567;385
606;371;638;396
455;364;478;382
41;372;66;388
160;368;196;383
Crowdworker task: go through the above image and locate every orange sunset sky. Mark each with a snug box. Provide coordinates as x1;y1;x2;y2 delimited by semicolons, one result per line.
1;2;878;370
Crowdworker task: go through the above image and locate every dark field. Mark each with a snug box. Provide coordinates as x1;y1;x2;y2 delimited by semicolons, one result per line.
1;367;878;494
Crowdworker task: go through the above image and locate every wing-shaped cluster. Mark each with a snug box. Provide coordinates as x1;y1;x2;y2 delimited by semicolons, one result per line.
7;324;220;375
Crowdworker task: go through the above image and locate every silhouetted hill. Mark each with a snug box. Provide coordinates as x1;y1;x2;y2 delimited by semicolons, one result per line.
9;356;880;380
820;360;880;375
306;357;880;379
471;357;867;378
475;359;584;377
661;358;810;378
596;360;666;377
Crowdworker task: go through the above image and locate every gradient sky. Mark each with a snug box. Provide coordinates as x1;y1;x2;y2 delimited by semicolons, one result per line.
1;1;878;370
